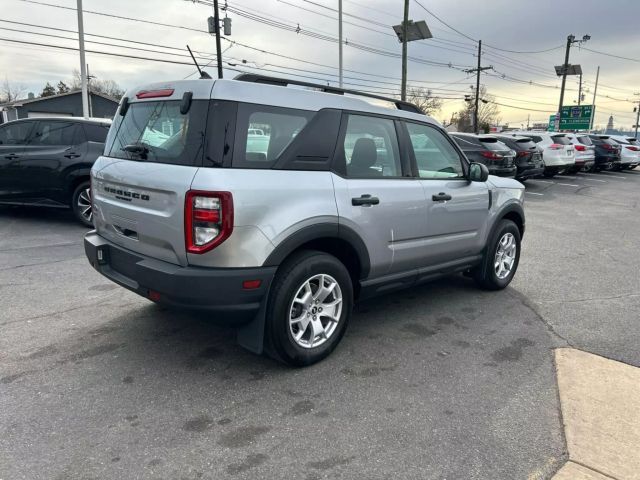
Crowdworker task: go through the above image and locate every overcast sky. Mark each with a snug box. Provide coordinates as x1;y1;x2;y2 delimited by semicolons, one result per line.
2;0;639;128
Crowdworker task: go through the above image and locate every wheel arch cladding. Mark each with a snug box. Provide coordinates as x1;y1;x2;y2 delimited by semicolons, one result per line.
263;223;371;286
499;203;525;238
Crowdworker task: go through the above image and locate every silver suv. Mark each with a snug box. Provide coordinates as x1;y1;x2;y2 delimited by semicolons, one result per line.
84;75;525;366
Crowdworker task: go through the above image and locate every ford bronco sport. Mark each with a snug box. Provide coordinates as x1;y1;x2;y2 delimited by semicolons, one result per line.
84;74;525;366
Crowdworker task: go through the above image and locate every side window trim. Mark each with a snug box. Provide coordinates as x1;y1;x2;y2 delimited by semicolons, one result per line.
404;121;469;180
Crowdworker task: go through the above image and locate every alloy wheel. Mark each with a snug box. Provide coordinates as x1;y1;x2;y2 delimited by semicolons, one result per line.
494;233;517;280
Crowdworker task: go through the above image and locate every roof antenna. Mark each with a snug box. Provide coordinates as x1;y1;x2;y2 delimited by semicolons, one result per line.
186;45;212;79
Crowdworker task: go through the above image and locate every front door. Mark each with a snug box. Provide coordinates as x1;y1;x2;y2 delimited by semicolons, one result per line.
333;113;427;279
404;121;490;265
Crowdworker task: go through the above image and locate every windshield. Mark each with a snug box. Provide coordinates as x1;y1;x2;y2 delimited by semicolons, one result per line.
105;100;208;165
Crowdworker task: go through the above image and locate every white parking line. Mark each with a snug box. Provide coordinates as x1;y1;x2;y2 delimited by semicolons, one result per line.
557;183;580;187
599;172;626;179
561;175;578;179
577;175;607;182
529;179;554;184
525;192;544;196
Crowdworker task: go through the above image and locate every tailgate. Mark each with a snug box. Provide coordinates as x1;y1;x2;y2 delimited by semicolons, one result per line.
92;157;198;266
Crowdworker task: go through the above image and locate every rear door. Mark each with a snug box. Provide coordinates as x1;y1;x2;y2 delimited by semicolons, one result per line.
93;87;211;266
332;112;428;278
18;120;85;203
405;121;489;265
0;120;36;200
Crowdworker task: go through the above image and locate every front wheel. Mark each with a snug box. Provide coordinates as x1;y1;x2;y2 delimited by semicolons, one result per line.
71;181;93;227
265;251;353;366
473;219;521;290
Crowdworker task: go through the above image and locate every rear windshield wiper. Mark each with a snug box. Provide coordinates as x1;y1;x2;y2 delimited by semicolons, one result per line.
121;143;151;160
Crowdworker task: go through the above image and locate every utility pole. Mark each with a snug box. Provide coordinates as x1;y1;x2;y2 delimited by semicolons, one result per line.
578;72;583;106
76;0;89;117
589;66;599;131
400;0;409;101
527;114;530;130
557;35;573;126
86;63;93;117
463;40;492;134
338;0;343;87
634;93;640;139
213;0;223;78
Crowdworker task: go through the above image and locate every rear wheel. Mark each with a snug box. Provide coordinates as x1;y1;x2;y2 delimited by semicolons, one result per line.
473;219;521;290
265;250;353;366
71;181;93;227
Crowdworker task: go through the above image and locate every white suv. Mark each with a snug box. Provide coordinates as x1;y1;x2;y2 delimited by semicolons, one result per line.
609;135;640;170
507;131;575;177
564;133;596;172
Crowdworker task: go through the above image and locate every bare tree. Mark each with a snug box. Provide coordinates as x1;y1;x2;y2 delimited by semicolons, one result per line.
70;69;125;100
406;87;443;116
456;86;501;133
1;77;26;103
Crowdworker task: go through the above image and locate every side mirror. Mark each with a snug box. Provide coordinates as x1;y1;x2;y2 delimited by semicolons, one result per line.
469;162;489;182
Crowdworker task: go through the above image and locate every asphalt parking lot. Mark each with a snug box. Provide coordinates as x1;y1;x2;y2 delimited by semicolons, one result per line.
1;170;639;480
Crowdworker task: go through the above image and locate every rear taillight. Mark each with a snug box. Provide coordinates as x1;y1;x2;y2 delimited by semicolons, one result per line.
185;191;233;254
601;143;614;151
625;146;640;151
574;144;586;151
549;143;563;150
516;151;530;157
481;151;502;160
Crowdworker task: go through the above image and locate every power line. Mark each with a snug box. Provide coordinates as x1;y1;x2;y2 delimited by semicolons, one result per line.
580;47;640;63
412;0;476;42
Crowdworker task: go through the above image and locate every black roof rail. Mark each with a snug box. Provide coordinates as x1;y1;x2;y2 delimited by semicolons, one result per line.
233;73;424;115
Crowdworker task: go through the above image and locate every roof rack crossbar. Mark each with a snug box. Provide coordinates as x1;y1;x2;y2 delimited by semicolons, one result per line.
233;73;424;115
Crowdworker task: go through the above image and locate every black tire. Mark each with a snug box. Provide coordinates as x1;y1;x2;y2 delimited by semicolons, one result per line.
71;181;93;227
265;250;353;367
473;219;521;290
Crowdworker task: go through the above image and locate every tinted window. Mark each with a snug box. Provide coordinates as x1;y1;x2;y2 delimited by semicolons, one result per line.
343;114;401;178
628;138;638;145
479;138;509;151
577;136;593;146
515;138;537;150
551;135;571;145
407;123;464;179
528;135;543;143
235;104;312;168
0;121;34;145
611;137;629;145
28;121;78;146
83;124;110;143
105;100;207;165
451;135;480;149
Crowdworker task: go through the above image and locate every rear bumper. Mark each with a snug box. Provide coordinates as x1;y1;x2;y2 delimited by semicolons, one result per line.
84;231;276;324
515;165;544;179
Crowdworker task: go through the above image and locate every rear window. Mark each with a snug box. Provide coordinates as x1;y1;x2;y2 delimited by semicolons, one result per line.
514;138;537;149
479;137;509;151
612;137;630;145
551;135;571;145
105;100;208;165
451;135;480;148
577;136;593;146
628;138;639;145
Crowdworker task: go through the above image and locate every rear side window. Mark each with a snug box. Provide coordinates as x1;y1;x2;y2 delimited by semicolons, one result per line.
234;104;313;168
105;100;208;166
551;135;571;145
83;124;110;143
0;121;34;145
29;121;79;146
342;114;401;178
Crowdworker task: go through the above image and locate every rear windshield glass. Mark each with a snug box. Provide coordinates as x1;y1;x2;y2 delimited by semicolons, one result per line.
628;138;639;145
451;135;480;148
612;137;629;145
577;136;593;146
105;100;207;165
514;138;537;149
601;138;619;146
479;138;509;151
551;135;571;145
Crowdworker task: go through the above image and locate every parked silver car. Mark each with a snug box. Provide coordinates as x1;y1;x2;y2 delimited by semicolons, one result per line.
84;75;525;366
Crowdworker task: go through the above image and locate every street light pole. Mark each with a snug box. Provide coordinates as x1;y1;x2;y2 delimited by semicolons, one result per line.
589;66;599;131
76;0;89;117
400;0;409;101
634;93;640;139
474;40;482;134
578;72;582;106
213;0;223;78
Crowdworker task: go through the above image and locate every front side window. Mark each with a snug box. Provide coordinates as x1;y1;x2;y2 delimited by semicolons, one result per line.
105;100;207;166
343;114;401;178
29;121;78;146
0;121;35;145
407;123;464;179
236;105;312;168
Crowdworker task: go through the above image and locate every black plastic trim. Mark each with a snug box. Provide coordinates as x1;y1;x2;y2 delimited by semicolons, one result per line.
262;222;371;279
